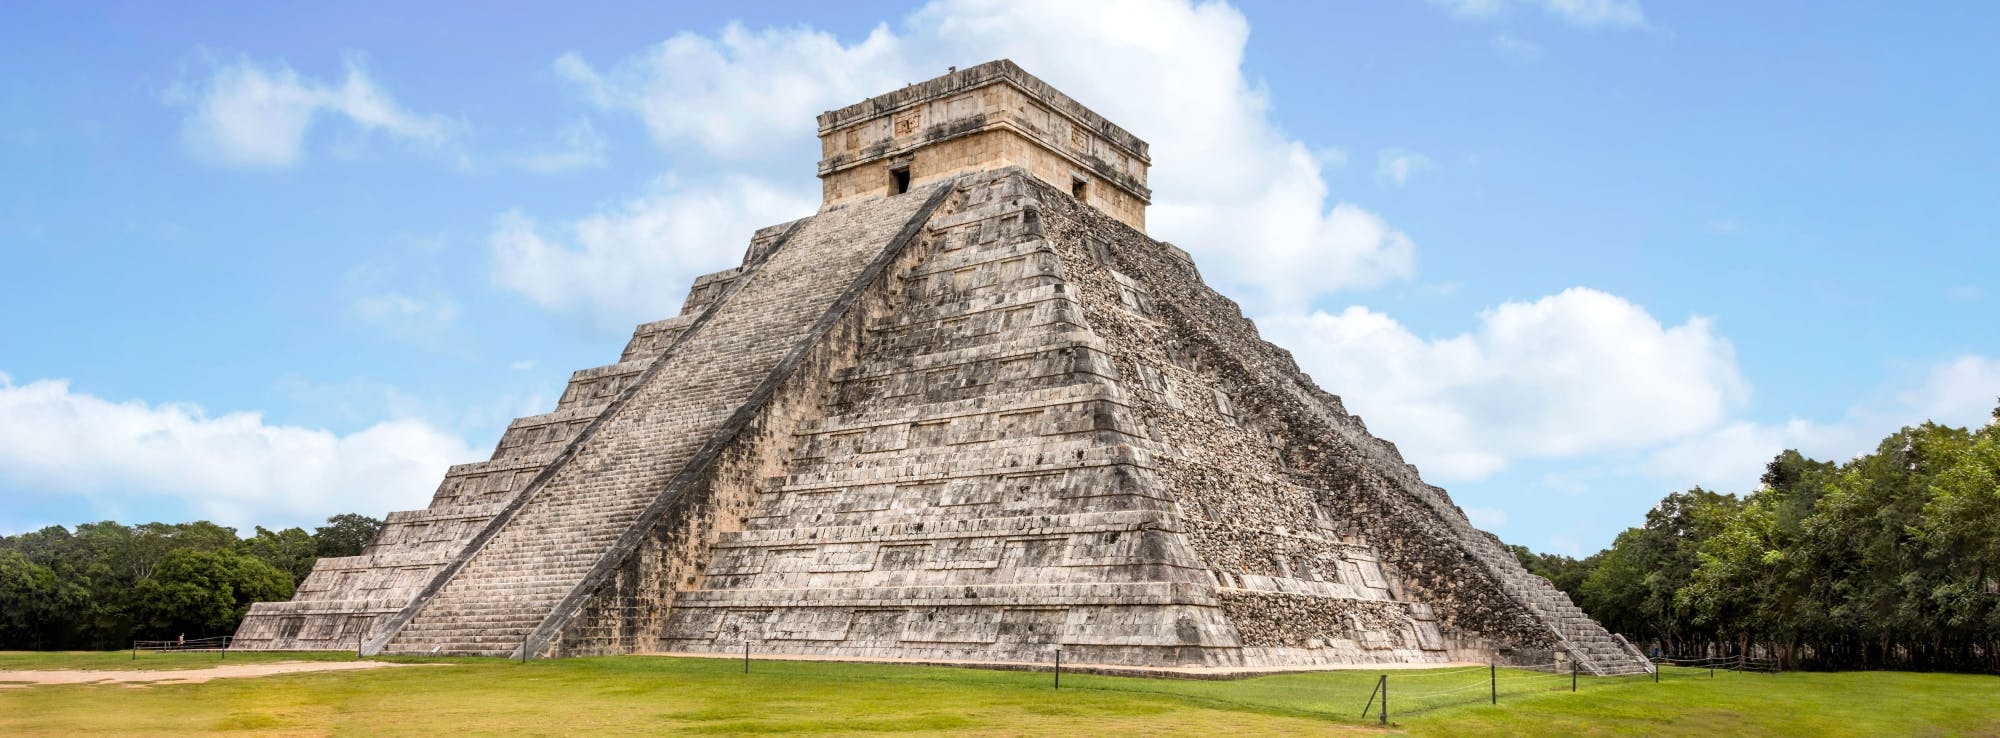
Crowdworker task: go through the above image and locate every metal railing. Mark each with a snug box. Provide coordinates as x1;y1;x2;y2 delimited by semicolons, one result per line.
131;635;233;659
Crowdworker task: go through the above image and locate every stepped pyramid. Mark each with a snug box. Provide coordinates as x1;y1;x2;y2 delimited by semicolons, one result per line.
235;60;1651;675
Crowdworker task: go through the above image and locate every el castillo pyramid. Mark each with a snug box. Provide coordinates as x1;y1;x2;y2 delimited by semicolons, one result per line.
235;60;1651;675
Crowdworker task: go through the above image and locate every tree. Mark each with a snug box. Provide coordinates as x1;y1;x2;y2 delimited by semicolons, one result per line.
313;514;382;559
240;526;319;585
129;548;293;638
0;549;85;649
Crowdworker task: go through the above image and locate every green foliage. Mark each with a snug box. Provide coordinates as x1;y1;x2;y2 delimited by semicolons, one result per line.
128;548;294;636
312;513;382;559
1509;544;1594;595
1539;405;2000;671
0;514;377;649
239;526;319;584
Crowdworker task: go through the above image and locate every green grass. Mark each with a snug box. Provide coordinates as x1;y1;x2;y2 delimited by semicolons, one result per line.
3;653;1996;736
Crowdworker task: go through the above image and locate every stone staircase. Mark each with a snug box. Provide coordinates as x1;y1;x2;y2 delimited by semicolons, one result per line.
233;220;807;653
656;172;1239;666
371;182;952;657
1441;505;1651;675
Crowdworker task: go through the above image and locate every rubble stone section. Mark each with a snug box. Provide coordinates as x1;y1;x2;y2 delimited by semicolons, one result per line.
1033;174;1649;675
238;61;1648;676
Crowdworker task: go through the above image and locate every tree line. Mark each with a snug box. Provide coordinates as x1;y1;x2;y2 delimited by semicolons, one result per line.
1515;404;2000;672
0;514;381;650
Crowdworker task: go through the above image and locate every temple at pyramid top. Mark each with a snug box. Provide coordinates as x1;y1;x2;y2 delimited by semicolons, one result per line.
817;59;1152;231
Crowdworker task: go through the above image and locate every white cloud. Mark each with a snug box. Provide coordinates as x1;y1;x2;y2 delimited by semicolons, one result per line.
1547;534;1584;557
1647;354;2000;492
511;119;609;173
1429;0;1504;19
542;0;1417;316
1489;33;1545;61
1376;148;1436;186
1644;418;1857;493
351;292;461;345
0;375;473;531
556;25;911;158
177;53;457;168
1541;0;1646;29
1428;0;1647;30
354;292;459;325
1261;287;1747;480
1464;506;1510;529
489;176;817;328
1898;355;2000;425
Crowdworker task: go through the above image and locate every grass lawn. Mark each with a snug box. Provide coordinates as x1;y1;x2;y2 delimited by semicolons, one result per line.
3;652;1997;736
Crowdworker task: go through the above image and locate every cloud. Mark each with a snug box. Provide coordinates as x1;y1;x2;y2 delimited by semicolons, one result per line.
1547;534;1584;557
353;292;459;325
1376;148;1436;186
543;0;1417;317
1489;33;1545;61
1261;287;1747;480
556;25;910;158
1429;0;1504;19
1464;506;1510;529
1647;354;2000;492
351;292;461;345
176;53;457;168
1541;0;1646;28
1897;355;2000;429
1428;0;1646;30
489;175;817;328
0;375;473;531
511;119;609;173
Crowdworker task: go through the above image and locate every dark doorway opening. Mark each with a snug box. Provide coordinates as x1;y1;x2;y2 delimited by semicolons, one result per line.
1071;176;1089;202
890;166;912;195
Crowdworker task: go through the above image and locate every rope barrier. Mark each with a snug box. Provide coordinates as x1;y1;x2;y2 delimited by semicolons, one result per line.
1396;679;1498;699
1389;665;1497;679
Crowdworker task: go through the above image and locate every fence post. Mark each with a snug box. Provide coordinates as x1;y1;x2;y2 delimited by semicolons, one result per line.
743;641;750;674
1054;648;1062;689
1381;674;1389;725
131;643;136;661
1490;658;1496;705
1654;659;1660;683
1572;659;1577;692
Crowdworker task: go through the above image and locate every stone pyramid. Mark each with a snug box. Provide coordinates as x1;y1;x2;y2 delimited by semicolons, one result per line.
235;60;1651;675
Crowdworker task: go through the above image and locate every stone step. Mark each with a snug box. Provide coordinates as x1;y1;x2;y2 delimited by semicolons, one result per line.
374;178;954;656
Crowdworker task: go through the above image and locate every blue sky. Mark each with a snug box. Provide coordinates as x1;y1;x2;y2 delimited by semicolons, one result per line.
2;0;1995;555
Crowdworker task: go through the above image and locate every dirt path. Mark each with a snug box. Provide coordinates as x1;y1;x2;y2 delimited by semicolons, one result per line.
0;660;430;689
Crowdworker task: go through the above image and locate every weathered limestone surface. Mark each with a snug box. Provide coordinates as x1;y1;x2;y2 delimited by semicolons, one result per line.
819;60;1150;231
238;60;1648;675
